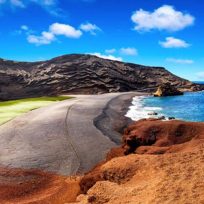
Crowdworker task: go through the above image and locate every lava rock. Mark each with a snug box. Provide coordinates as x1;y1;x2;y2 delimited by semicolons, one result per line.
168;117;176;120
0;54;200;100
154;83;184;97
158;116;166;120
148;112;158;116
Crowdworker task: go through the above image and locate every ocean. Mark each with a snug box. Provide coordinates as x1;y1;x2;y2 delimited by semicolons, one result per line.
126;91;204;122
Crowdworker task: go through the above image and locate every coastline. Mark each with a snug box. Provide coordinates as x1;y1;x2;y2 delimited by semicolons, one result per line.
1;92;204;203
0;92;147;176
94;92;149;145
138;91;204;122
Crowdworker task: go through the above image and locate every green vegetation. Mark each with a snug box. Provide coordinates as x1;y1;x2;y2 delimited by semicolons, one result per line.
0;96;72;125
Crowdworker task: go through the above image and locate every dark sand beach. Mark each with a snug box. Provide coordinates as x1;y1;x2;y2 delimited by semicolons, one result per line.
0;92;145;175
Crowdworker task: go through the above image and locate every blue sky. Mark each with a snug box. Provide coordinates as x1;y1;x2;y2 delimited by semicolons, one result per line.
0;0;204;81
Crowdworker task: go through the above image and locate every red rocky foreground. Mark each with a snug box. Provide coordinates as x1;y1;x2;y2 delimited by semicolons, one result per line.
0;167;81;204
78;119;204;204
1;119;204;203
122;119;204;155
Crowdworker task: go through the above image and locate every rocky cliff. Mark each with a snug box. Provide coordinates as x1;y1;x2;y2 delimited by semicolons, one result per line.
77;119;204;204
0;54;200;100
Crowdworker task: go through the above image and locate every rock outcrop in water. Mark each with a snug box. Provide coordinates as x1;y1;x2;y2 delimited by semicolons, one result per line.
154;83;184;97
0;54;201;100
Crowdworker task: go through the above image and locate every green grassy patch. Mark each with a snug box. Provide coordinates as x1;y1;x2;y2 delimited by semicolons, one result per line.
0;96;72;125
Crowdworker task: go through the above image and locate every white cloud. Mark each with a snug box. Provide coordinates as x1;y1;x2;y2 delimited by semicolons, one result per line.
10;0;25;7
0;0;25;7
31;0;61;16
131;5;194;32
159;37;190;48
80;23;101;35
27;23;82;45
196;72;204;80
21;25;28;30
0;0;55;7
27;31;55;45
105;49;116;54
166;58;194;64
12;24;29;35
0;0;60;15
120;47;138;56
89;52;123;61
50;23;82;38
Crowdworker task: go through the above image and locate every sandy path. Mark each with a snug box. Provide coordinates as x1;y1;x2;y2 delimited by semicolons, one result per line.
0;92;139;175
0;98;79;175
67;94;121;173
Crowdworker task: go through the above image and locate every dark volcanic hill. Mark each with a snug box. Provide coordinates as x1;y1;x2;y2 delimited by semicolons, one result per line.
0;54;201;100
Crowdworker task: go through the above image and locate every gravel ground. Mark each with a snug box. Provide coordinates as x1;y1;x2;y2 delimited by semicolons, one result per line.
0;92;144;175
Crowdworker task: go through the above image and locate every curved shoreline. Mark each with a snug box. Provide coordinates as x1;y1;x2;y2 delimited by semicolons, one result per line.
0;92;148;177
94;92;149;145
0;92;147;176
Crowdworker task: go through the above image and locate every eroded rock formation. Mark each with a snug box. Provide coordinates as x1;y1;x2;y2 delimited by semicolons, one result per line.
0;54;200;100
78;119;204;203
153;82;184;97
122;118;204;154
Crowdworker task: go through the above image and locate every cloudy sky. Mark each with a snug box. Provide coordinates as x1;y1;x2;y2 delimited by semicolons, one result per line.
0;0;204;81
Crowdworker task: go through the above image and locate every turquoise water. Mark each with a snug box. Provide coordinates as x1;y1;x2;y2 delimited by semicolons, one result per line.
126;91;204;122
144;91;204;122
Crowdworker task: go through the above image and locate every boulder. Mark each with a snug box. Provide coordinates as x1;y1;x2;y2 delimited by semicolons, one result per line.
154;83;184;97
158;116;166;120
148;112;158;116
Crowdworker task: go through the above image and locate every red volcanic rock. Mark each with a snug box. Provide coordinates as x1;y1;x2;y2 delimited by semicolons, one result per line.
0;167;81;204
79;156;136;195
77;119;204;204
123;119;204;155
2;119;204;203
79;119;204;197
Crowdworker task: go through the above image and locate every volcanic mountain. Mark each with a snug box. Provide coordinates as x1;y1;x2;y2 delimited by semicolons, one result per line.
0;54;200;100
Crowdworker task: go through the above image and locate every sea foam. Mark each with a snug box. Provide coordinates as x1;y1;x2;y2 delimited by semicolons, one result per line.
125;96;163;121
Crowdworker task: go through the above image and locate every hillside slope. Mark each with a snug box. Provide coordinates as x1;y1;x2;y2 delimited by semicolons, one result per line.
0;54;199;100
